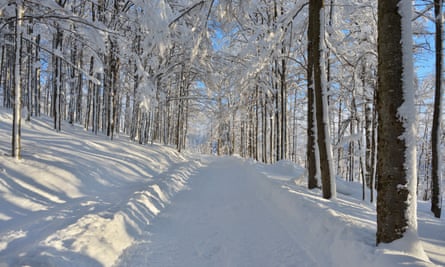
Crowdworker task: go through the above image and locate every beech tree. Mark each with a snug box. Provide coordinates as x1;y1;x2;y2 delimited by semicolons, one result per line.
308;0;335;199
12;0;23;159
376;0;418;244
431;0;443;219
307;0;318;190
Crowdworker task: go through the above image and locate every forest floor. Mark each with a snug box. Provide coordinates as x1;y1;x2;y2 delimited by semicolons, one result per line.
0;110;444;267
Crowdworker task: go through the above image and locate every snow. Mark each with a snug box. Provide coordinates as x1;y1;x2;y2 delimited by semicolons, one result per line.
0;110;444;267
398;0;420;237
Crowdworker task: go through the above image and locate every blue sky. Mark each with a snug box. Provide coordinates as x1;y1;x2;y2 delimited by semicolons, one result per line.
413;1;443;81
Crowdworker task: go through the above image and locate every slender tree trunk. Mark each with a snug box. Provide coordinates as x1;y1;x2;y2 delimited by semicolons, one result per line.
263;92;268;163
68;41;76;125
255;85;260;161
124;91;131;135
105;53;112;136
269;111;273;163
25;24;32;121
431;0;443;218
12;1;23;159
94;74;101;135
1;45;5;107
280;10;288;161
336;99;343;176
307;0;318;189
281;56;287;161
34;34;41;117
76;46;83;124
4;36;14;109
349;111;355;182
52;25;63;132
310;0;335;198
275;78;280;161
365;95;374;189
176;69;184;152
110;50;120;140
85;56;94;130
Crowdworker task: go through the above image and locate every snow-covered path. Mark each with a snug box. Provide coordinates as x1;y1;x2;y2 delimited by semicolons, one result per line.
117;157;316;267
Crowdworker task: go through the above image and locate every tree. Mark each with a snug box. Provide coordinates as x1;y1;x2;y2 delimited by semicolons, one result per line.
307;0;318;190
431;0;443;218
376;0;418;244
308;0;335;199
12;0;23;159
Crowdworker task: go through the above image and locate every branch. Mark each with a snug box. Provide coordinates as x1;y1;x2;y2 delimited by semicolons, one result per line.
21;35;101;85
168;0;205;28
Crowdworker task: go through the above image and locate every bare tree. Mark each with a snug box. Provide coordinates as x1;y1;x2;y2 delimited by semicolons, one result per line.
307;0;318;190
431;0;443;218
12;0;23;159
308;0;335;198
376;0;418;244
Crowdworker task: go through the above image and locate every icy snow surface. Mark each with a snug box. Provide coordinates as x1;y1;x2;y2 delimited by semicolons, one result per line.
0;110;443;267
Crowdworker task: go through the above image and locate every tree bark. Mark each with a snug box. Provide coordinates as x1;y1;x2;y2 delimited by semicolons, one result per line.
431;0;443;218
34;34;41;117
376;0;416;244
309;0;334;198
307;0;318;189
12;1;23;159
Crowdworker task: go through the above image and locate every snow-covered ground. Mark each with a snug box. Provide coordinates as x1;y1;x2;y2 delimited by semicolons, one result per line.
0;111;444;267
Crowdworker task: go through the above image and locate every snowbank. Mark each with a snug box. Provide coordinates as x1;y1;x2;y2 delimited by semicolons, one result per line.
256;160;442;267
0;111;201;267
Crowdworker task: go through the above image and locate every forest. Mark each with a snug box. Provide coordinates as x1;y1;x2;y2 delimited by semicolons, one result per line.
0;0;443;252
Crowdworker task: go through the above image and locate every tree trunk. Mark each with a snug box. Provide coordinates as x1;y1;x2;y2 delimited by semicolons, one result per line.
76;46;83;124
431;0;443;218
34;34;41;117
1;45;5;107
307;0;318;189
263;92;268;163
25;24;32;122
85;56;94;130
110;47;120;140
12;1;23;159
376;0;417;244
365;95;374;189
255;85;260;161
52;25;63;132
310;0;335;198
280;56;287;161
68;41;76;125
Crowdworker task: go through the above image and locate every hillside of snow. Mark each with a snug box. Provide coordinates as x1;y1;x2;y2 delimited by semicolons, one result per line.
0;110;202;266
0;111;444;267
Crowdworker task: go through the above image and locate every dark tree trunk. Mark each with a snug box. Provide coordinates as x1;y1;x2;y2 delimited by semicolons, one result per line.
52;26;63;132
431;0;443;219
76;46;83;124
376;0;415;244
34;34;41;117
262;90;268;163
85;56;94;130
307;0;318;189
309;0;334;198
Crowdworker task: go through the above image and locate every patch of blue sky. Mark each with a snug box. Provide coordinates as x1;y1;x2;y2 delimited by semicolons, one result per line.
413;0;443;81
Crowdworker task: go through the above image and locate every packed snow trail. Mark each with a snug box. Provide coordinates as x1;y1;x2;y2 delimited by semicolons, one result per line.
117;157;317;267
